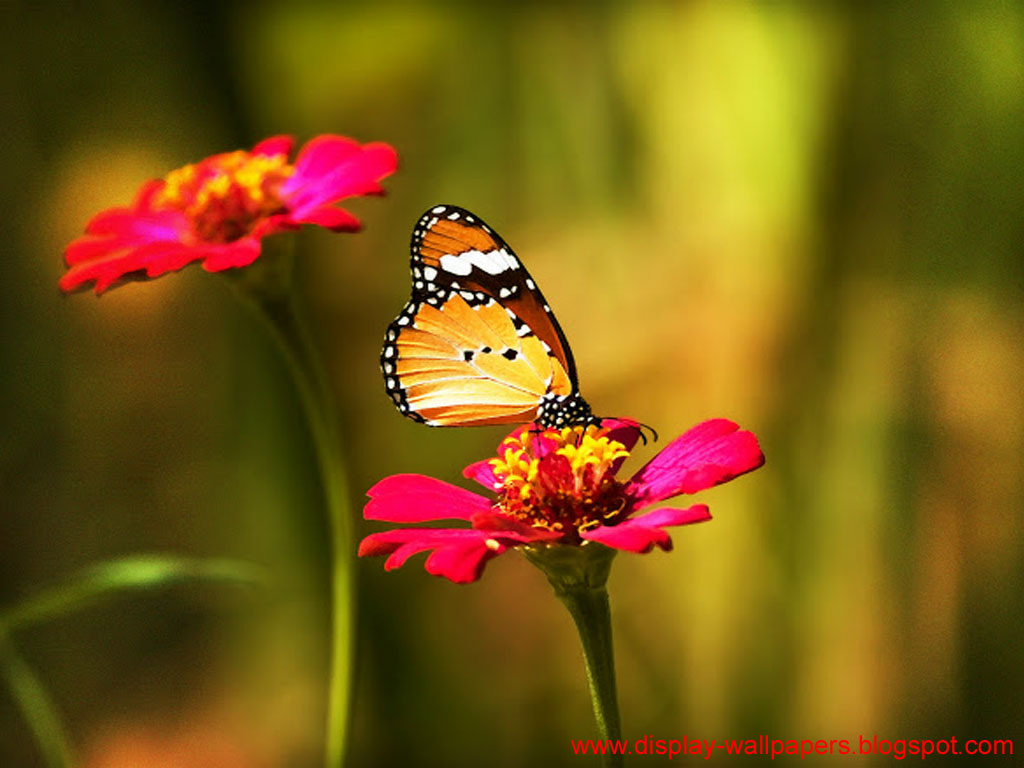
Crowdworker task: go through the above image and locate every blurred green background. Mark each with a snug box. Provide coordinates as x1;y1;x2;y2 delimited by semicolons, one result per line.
3;2;1022;766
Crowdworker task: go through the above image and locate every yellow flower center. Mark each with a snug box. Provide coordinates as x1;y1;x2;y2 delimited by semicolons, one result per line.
489;425;631;538
156;151;295;242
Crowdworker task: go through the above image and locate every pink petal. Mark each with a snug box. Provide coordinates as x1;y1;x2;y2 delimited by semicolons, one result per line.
291;135;363;176
365;474;492;523
627;419;764;507
463;459;501;492
580;504;711;553
84;207;186;240
290;206;362;232
283;138;398;212
251;135;294;158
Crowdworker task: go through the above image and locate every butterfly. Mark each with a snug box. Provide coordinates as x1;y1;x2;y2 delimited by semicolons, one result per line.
381;204;594;429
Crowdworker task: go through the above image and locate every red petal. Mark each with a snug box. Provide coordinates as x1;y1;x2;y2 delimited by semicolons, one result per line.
251;135;294;157
425;539;505;584
60;241;197;294
580;504;711;553
600;417;645;475
132;241;198;277
463;459;501;492
602;418;643;452
627;419;764;507
199;238;262;271
291;206;362;232
134;179;166;209
250;214;301;239
364;474;492;523
59;254;137;294
469;511;563;542
358;528;504;584
64;235;127;266
61;199;193;293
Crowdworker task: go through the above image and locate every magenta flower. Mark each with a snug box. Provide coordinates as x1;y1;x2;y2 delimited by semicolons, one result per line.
359;419;765;584
60;134;398;294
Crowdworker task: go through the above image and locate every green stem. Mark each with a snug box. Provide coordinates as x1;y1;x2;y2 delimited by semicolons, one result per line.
526;544;624;768
251;290;354;768
559;585;623;763
0;633;75;768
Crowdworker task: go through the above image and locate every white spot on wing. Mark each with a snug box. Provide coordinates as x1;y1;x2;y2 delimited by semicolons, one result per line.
423;266;438;281
431;205;445;213
440;253;473;276
440;249;511;277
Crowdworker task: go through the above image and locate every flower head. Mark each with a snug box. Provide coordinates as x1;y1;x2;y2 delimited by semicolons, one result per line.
359;418;765;584
60;135;398;294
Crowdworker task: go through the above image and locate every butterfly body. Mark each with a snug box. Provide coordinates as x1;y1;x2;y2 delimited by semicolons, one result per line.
382;205;594;428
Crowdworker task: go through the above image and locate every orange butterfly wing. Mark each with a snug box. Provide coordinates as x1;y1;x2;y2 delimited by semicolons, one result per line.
382;205;587;427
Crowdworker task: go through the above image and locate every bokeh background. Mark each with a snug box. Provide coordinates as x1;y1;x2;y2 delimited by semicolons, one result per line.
3;2;1022;766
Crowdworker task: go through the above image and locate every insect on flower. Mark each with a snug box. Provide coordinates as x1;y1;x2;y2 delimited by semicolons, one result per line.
359;419;764;584
382;205;594;429
60;135;398;294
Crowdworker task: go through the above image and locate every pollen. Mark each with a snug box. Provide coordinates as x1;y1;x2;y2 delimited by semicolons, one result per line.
156;150;295;243
488;425;630;539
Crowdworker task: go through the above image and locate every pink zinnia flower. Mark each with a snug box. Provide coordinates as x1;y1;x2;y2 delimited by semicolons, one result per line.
60;134;398;294
359;419;765;584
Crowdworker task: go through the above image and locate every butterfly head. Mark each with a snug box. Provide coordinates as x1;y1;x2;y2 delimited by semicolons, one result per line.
536;391;595;429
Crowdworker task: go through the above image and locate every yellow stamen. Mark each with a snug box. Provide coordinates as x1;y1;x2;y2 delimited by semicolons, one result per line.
154;151;295;242
488;425;631;537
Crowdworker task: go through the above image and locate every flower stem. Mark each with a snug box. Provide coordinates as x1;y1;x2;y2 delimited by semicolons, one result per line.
0;632;75;768
246;286;354;768
526;544;624;768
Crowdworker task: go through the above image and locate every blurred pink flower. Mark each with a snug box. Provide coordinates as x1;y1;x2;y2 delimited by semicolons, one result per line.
60;135;398;294
359;419;764;584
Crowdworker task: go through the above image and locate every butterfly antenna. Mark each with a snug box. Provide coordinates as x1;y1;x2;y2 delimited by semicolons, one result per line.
635;421;659;445
592;416;658;445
